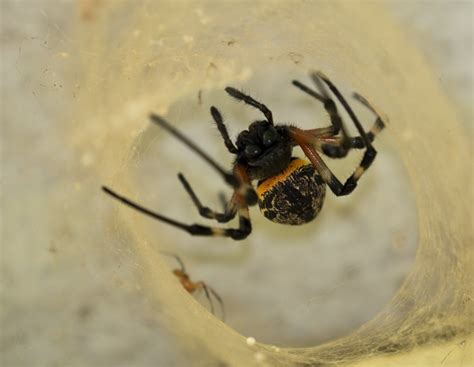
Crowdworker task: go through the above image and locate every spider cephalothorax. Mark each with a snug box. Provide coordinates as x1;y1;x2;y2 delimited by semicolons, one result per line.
234;121;293;180
103;71;386;240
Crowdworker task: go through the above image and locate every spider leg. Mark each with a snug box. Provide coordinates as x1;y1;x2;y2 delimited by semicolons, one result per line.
291;72;381;195
177;173;238;223
319;91;386;156
208;285;226;320
319;135;374;157
210;106;238;154
351;91;386;139
289;128;373;196
149;114;237;187
102;186;252;240
218;192;228;211
313;71;374;150
321;125;384;154
196;282;226;320
197;282;215;315
160;252;186;272
292;77;349;140
195;281;215;315
293;74;385;159
150;114;257;205
225;87;274;125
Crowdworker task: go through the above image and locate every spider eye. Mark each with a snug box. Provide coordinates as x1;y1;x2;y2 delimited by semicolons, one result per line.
244;144;262;158
262;127;278;147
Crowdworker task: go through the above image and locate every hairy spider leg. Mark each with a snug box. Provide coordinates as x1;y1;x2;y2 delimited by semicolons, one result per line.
292;74;350;143
151;114;257;206
210;106;239;154
177;172;238;223
315;71;376;154
103;183;252;241
179;106;261;224
352;91;387;136
149;114;237;186
225;87;274;125
102;115;255;240
319;93;386;151
292;71;385;158
288;72;384;196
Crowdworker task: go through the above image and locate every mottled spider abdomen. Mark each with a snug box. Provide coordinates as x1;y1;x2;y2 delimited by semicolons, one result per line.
256;158;326;225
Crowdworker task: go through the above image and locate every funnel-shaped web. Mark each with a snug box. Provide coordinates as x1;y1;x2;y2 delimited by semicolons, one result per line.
74;1;473;366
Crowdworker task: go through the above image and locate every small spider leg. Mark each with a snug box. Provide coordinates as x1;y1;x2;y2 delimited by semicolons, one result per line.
102;186;252;240
177;173;238;223
208;285;226;320
289;128;372;196
149;114;237;187
210;106;238;154
225;87;274;125
160;252;186;272
196;282;225;319
198;282;215;315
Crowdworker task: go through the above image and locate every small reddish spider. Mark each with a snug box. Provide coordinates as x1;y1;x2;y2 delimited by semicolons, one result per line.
162;253;225;319
103;71;385;240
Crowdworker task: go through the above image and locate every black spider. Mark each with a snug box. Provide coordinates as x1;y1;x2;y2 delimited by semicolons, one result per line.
103;71;385;240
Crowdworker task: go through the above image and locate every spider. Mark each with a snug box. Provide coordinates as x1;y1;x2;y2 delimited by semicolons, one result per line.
102;71;385;240
161;252;225;319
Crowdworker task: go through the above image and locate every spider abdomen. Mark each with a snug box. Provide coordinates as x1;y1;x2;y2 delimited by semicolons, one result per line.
256;158;326;225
